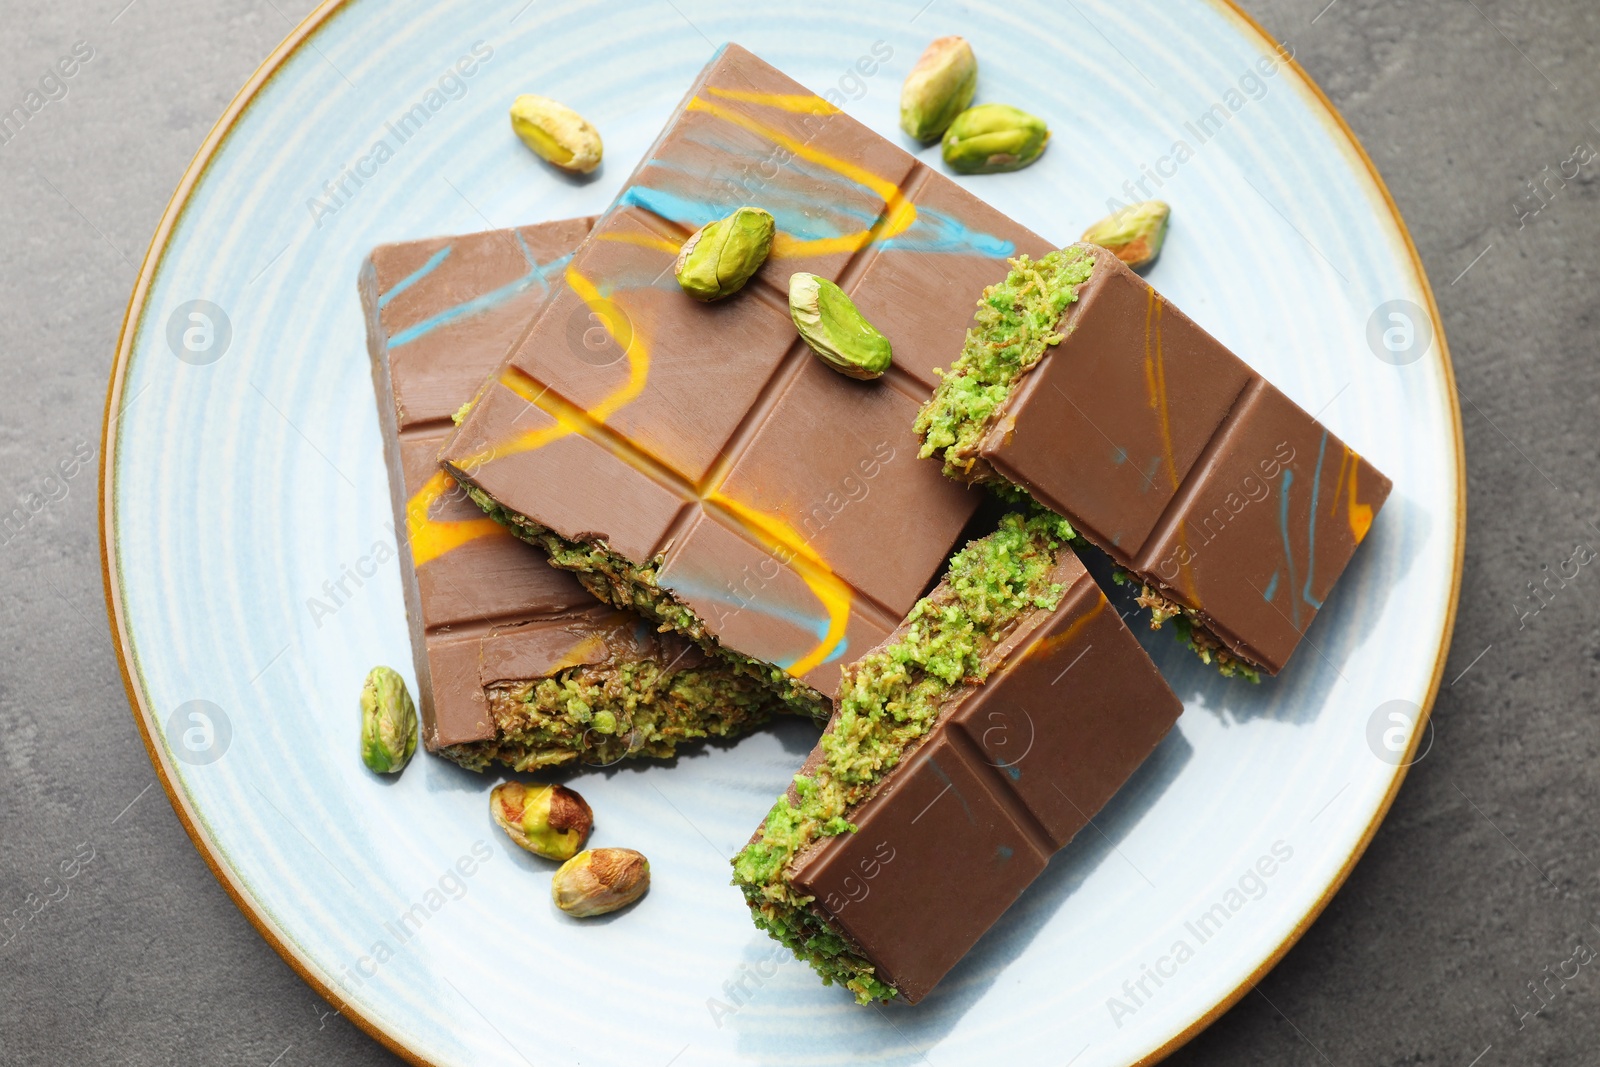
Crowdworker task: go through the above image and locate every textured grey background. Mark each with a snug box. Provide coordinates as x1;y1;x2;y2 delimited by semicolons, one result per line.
1;0;1595;1064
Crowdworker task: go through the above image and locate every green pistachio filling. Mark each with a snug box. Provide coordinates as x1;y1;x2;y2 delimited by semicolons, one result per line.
464;486;827;722
731;509;1075;1003
914;247;1098;479
444;658;781;772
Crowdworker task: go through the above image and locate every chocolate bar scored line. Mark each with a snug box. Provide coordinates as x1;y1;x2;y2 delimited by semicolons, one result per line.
366;218;808;764
485;345;880;650
380;228;583;567
483;361;905;642
940;719;1057;861
585;190;938;409
1134;377;1266;605
442;53;1038;689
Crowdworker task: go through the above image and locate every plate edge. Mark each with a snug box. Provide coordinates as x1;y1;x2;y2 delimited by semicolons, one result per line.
96;2;441;1065
1132;2;1467;1064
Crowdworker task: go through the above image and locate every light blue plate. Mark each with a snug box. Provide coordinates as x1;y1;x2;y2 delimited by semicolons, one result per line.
101;2;1463;1064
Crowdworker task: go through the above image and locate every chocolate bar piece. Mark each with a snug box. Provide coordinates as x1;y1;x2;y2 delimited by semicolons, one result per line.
917;246;1392;677
440;44;1054;708
733;511;1182;1003
361;219;793;770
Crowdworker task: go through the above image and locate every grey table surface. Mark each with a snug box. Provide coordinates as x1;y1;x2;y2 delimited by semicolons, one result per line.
1;0;1596;1064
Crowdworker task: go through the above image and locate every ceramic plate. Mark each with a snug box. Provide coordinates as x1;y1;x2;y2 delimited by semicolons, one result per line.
100;1;1463;1064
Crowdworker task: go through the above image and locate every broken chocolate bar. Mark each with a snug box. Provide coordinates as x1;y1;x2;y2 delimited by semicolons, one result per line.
361;218;792;769
440;44;1055;708
917;246;1392;677
733;510;1183;1003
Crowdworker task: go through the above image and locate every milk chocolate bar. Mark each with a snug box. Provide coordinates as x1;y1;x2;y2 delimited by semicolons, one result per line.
361;219;792;770
917;246;1392;677
440;44;1055;708
733;511;1183;1003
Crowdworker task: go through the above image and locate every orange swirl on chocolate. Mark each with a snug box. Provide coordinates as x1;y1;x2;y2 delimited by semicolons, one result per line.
702;86;840;115
405;470;508;568
455;264;649;469
485;364;853;677
684;94;917;259
1144;287;1200;604
704;492;852;677
1142;287;1181;493
1020;591;1107;664
1333;444;1376;542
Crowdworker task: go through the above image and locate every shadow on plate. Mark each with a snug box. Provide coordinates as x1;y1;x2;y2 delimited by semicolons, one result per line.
1079;489;1423;727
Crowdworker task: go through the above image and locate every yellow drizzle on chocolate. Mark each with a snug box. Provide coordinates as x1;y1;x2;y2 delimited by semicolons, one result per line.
455;83;941;678
596;230;684;255
1021;588;1105;663
1143;287;1201;606
706;494;852;678
462;265;851;676
702;86;840;115
684;95;917;259
406;469;508;568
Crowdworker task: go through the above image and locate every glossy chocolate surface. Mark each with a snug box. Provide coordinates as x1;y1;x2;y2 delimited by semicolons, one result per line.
790;546;1183;1002
441;44;1053;698
975;246;1393;674
362;219;723;750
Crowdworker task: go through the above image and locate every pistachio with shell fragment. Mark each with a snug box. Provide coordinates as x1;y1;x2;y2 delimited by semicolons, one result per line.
1081;200;1171;271
900;36;978;142
551;848;650;917
509;95;603;174
490;781;593;861
941;104;1050;174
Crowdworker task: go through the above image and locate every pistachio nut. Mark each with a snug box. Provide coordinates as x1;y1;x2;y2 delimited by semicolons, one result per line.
674;206;775;301
509;95;603;174
359;666;416;774
551;848;650;917
900;36;978;142
941;104;1050;174
490;781;594;861
788;273;893;380
1081;200;1171;270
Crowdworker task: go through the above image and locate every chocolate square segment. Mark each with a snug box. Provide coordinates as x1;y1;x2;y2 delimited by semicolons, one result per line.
397;433;592;631
790;556;1182;1003
795;732;1051;1003
448;382;689;568
505;207;798;482
1134;380;1383;670
656;511;894;691
990;257;1255;557
973;249;1392;675
441;44;1043;697
371;219;596;431
362;219;783;757
947;578;1178;845
714;357;971;615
